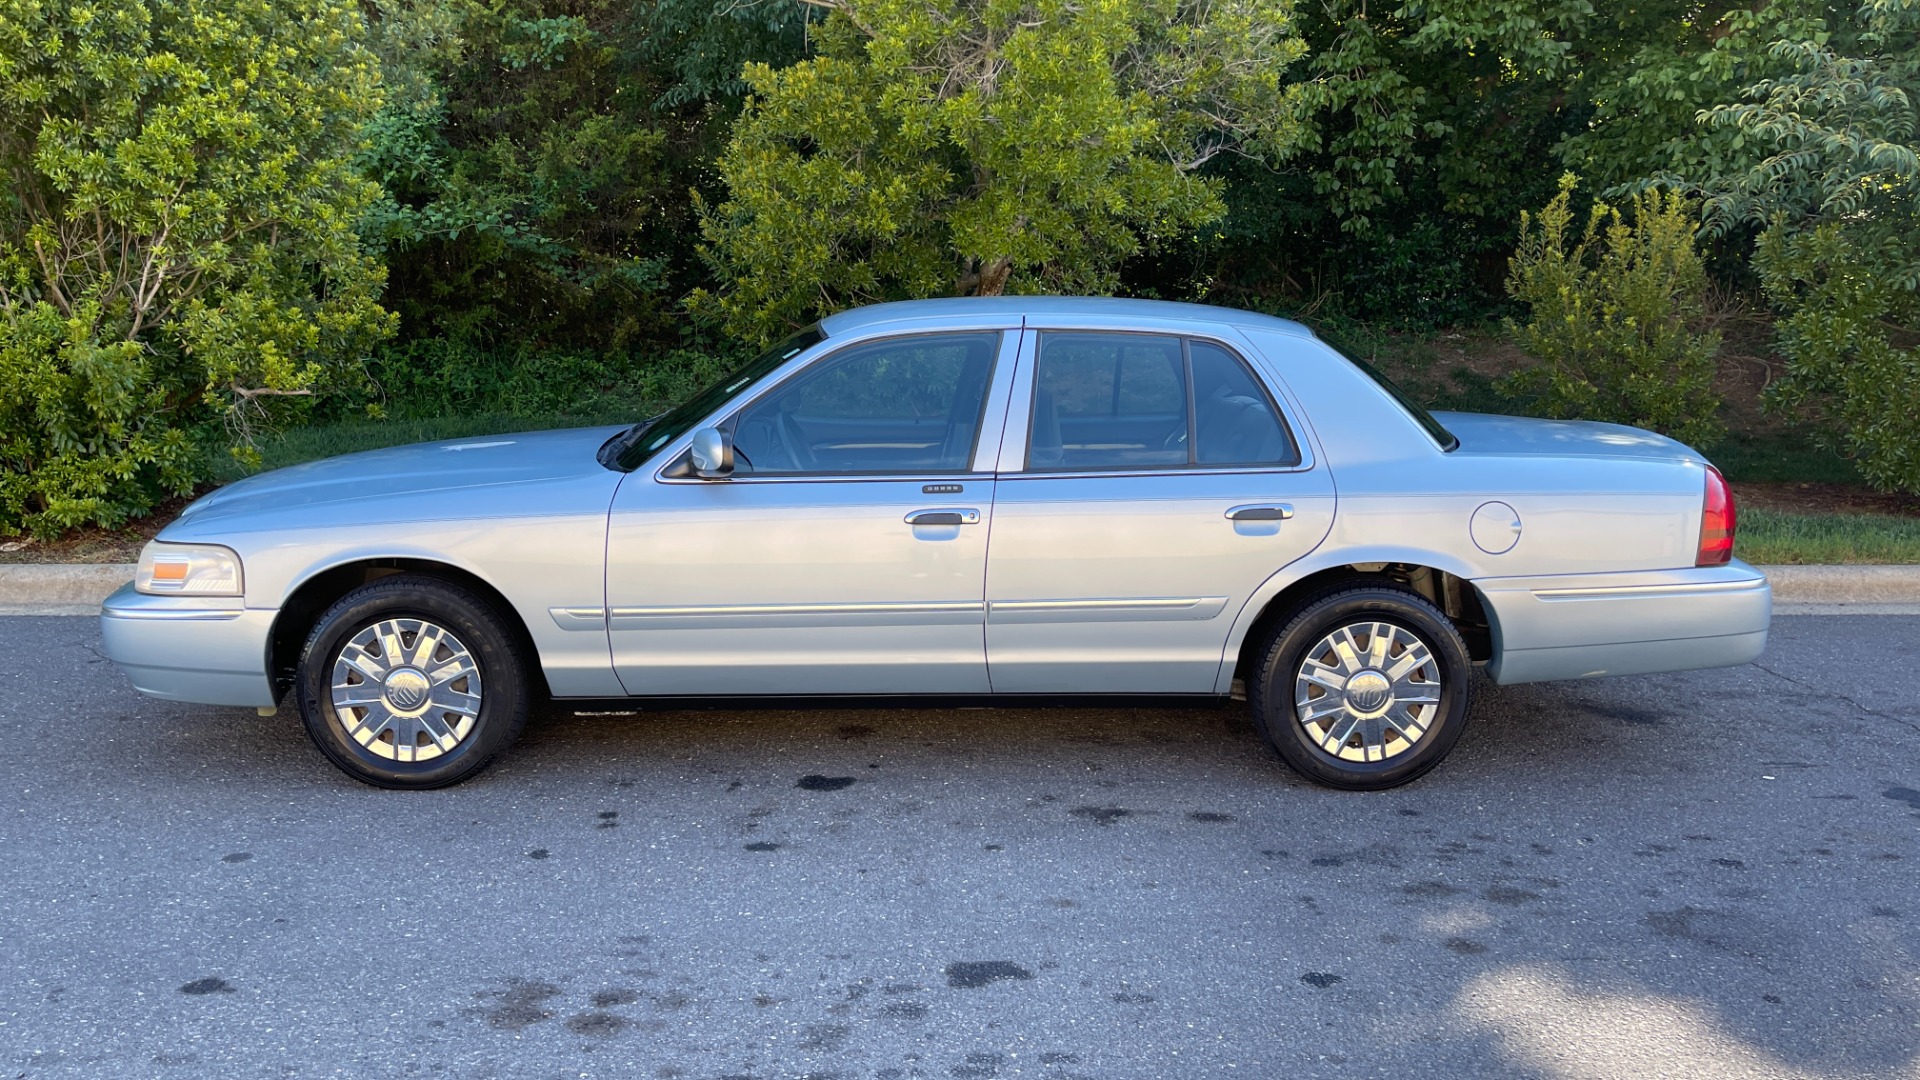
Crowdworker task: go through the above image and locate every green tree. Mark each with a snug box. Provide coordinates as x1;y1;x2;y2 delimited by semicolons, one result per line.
1293;1;1595;233
1503;175;1724;447
356;0;815;358
1559;1;1830;196
637;0;816;108
0;0;392;534
695;0;1311;343
1196;1;1670;324
1697;0;1919;493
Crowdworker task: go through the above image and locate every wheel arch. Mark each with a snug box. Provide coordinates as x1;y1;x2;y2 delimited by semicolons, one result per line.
1220;553;1494;694
267;558;549;703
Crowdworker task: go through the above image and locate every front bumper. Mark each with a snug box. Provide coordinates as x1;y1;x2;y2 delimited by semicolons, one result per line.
1478;560;1771;685
99;583;279;707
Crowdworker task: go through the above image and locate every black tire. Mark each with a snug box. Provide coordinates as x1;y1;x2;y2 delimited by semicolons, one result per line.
295;574;530;789
1248;583;1473;791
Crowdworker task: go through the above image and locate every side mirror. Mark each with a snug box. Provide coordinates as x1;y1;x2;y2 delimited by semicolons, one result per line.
689;427;734;478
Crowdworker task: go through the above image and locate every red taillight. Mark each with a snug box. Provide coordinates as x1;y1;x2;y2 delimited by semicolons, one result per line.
1697;465;1736;566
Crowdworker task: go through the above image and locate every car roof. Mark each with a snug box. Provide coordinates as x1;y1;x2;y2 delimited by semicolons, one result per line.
816;296;1319;338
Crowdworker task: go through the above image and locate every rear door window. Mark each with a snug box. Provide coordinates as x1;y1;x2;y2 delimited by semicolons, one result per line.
1027;333;1299;470
1190;341;1298;466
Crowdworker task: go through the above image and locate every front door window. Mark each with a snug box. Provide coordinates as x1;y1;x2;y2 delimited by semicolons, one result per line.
731;332;1000;475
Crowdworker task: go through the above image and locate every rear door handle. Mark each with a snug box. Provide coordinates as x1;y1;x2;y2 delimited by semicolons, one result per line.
1226;504;1293;522
906;508;981;526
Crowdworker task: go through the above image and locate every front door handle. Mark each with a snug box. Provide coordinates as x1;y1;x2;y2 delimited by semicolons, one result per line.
1226;504;1293;522
906;508;981;526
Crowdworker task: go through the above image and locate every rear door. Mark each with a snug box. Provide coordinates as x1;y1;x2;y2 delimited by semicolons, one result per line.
984;326;1336;693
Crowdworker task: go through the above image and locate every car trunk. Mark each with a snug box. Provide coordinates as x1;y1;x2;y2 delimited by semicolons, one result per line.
1431;411;1706;464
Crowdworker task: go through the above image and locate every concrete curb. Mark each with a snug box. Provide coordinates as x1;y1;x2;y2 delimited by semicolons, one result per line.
2;561;1919;616
1753;564;1920;604
0;563;135;615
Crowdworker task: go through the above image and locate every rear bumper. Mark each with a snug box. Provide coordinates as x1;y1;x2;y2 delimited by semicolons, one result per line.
1477;561;1770;685
99;584;279;707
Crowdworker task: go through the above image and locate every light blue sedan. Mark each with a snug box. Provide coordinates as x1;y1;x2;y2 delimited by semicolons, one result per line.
101;298;1769;790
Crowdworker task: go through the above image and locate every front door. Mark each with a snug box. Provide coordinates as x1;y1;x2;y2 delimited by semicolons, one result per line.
606;329;1017;696
985;329;1336;693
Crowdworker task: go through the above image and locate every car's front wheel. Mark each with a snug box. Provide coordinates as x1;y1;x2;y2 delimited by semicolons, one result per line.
295;575;530;789
1249;584;1473;790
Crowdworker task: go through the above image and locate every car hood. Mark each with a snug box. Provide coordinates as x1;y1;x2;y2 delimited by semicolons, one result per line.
1432;411;1706;463
169;425;629;531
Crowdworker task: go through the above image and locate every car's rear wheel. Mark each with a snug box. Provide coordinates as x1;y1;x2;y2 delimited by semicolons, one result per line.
1249;584;1472;790
295;575;530;789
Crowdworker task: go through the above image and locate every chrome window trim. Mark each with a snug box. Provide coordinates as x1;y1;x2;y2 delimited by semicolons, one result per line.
994;464;1317;481
995;326;1318;476
650;323;1020;486
656;472;999;487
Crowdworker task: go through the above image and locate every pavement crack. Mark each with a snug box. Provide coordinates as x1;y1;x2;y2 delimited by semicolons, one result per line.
1751;660;1920;736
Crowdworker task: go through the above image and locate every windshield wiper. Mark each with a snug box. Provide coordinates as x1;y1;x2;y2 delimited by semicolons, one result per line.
596;413;664;470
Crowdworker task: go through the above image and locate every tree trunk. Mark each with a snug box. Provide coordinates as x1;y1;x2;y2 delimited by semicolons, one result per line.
963;255;1014;296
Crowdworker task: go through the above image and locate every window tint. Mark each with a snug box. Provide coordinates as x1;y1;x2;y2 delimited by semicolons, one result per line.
1030;334;1188;469
1027;333;1298;470
731;332;998;475
1191;341;1299;466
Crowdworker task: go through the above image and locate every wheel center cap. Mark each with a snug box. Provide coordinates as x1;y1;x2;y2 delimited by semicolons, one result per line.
1345;670;1393;715
383;667;432;712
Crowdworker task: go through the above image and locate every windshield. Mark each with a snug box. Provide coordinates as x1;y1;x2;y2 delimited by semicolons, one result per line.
605;326;825;471
1326;342;1459;452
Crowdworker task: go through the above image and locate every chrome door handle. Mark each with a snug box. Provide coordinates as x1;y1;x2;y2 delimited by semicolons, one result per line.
905;508;981;526
1226;504;1293;522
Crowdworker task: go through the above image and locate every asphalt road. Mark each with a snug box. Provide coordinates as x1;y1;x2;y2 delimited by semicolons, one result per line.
1;615;1916;1080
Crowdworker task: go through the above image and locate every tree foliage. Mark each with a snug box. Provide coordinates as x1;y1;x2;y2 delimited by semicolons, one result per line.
1200;0;1670;323
354;0;813;357
1292;0;1594;232
694;0;1311;343
4;0;1916;528
1698;0;1919;493
1558;2;1827;196
1503;175;1723;448
0;0;391;534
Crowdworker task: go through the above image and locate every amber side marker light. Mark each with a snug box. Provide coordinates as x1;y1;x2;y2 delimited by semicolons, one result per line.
150;560;190;583
1697;465;1736;567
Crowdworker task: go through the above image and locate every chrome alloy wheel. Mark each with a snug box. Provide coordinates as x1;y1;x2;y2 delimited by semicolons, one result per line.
329;618;483;762
1293;621;1442;764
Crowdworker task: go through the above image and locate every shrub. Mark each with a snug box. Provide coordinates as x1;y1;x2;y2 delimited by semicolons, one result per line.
0;0;392;535
1753;223;1920;495
1501;175;1723;447
347;340;739;424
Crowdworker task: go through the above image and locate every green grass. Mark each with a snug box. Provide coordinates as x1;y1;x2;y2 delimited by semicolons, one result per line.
206;410;638;483
1738;508;1920;565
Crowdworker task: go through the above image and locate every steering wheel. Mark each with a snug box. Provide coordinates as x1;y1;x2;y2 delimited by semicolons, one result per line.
778;409;819;471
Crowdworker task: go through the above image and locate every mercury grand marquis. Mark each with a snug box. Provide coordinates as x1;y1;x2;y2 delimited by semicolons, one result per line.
101;297;1771;790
